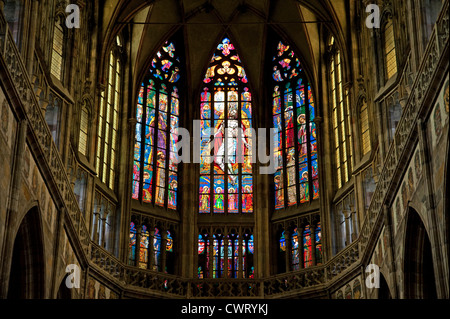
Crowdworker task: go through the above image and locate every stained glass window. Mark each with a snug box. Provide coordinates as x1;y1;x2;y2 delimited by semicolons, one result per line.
243;233;254;279
198;234;210;279
272;41;319;209
199;37;253;214
227;233;239;278
303;225;313;268
212;234;225;278
139;225;150;269
133;41;181;209
128;222;137;265
315;222;323;265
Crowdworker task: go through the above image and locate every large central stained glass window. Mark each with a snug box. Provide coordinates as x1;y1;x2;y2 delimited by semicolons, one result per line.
132;41;181;210
199;37;253;214
272;41;319;209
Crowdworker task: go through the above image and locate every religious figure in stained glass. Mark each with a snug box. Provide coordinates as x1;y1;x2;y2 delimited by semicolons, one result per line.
199;37;253;214
133;40;181;210
272;40;319;209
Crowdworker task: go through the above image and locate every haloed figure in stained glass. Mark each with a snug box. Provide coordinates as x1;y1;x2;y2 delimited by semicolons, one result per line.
272;40;319;210
199;37;254;214
133;40;181;210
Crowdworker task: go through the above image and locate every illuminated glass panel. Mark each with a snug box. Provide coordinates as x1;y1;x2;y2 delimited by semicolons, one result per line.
51;18;64;80
315;222;323;265
360;102;371;156
272;40;319;209
133;41;181;209
303;225;313;268
199;37;253;214
128;222;137;265
139;225;149;269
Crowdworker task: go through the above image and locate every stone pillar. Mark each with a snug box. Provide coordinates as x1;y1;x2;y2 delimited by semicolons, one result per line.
299;227;305;269
0;120;28;298
26;0;38;75
417;118;446;298
383;205;398;298
284;229;291;273
310;224;316;266
148;228;155;270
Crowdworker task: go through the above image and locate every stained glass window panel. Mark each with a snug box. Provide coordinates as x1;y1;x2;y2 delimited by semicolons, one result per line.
199;37;253;214
272;40;319;210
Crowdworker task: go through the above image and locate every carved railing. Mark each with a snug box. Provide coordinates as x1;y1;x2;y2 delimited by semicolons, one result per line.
190;279;262;298
0;12;91;255
326;240;359;281
359;0;449;254
263;266;325;297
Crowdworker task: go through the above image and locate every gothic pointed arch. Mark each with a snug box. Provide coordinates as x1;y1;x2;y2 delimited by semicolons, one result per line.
198;35;254;215
132;33;184;210
268;35;319;210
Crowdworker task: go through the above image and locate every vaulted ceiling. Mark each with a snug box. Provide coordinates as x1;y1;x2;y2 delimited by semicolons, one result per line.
100;0;348;101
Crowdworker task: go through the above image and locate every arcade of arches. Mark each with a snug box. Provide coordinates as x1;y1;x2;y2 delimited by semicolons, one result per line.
0;0;448;299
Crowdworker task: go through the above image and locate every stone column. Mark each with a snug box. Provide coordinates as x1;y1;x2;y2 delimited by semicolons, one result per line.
148;228;155;270
26;0;39;75
417;118;446;298
383;205;398;298
310;224;316;266
284;229;291;273
298;227;305;269
0;121;28;298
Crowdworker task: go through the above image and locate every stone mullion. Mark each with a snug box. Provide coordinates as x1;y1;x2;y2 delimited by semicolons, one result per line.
148;228;155;270
310;224;316;266
284;229;291;272
299;227;305;269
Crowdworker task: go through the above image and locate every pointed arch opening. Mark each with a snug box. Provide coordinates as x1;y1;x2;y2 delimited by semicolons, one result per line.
404;208;437;299
199;36;254;215
7;207;45;299
270;38;319;210
132;34;184;210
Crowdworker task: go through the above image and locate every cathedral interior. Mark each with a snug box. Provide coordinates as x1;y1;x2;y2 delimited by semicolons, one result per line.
0;0;448;300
